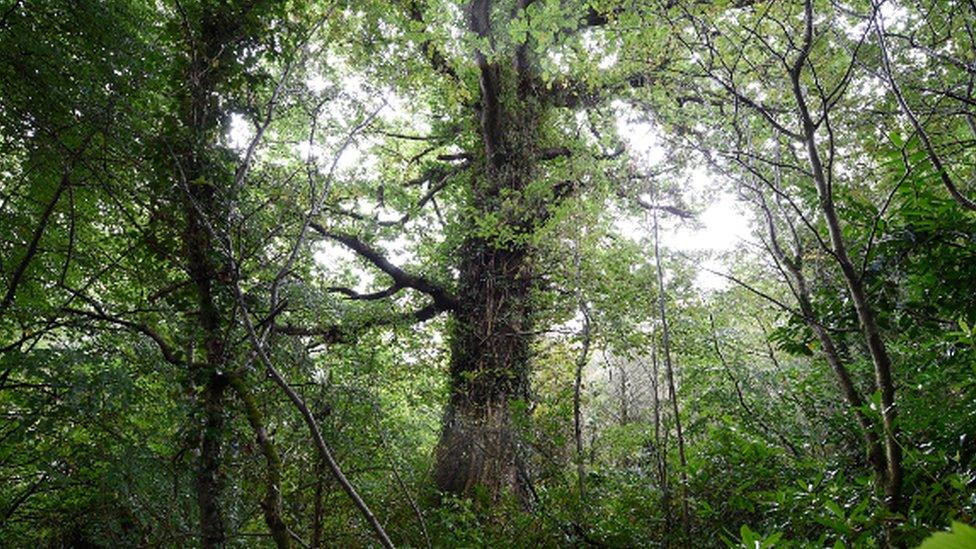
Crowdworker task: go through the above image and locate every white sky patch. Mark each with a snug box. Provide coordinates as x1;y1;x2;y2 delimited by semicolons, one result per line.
669;170;750;253
614;111;752;291
547;50;570;74
306;74;328;93
879;2;909;32
377;207;403;225
841;1;909;39
383;233;415;265
334;141;368;174
598;52;618;71
614;102;666;167
676;190;752;291
227;113;253;150
295;140;323;162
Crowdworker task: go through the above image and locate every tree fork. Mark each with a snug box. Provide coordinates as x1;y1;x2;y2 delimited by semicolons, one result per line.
790;0;902;514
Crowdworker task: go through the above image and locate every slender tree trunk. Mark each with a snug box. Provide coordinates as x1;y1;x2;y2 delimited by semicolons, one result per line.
229;376;291;549
573;351;586;500
312;456;324;548
181;59;229;549
619;365;628;426
649;344;670;543
801;122;902;512
0;169;70;317
573;242;590;503
176;8;253;544
789;4;902;508
194;370;227;548
651;207;689;540
182;147;229;547
758;195;889;491
235;286;395;548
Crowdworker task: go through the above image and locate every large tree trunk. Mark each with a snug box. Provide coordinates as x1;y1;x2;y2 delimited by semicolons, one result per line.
431;0;542;503
176;8;255;545
194;373;228;547
433;240;532;501
181;54;230;549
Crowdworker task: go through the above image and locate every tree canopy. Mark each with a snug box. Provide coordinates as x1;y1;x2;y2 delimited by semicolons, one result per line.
1;0;974;547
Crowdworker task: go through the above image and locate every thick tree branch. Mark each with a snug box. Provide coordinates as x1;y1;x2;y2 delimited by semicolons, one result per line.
309;224;458;311
63;306;187;366
407;0;460;82
633;195;694;219
275;301;445;343
327;284;403;301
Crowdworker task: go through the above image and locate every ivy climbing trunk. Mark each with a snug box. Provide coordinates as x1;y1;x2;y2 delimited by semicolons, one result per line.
433;240;533;500
179;22;230;546
171;5;287;546
432;0;541;503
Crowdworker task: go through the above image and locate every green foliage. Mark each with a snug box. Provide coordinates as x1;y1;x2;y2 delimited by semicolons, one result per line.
917;522;976;549
2;0;975;546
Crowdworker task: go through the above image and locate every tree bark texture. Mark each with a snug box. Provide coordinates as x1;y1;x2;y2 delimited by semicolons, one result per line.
432;0;543;503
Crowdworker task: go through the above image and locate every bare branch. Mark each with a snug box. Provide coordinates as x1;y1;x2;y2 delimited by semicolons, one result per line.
310;224;458;311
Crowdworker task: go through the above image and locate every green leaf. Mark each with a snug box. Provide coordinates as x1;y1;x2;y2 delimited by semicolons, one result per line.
761;532;783;548
740;524;758;546
917;522;976;549
825;500;844;519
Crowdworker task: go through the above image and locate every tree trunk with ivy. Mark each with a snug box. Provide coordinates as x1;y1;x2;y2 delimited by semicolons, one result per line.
178;16;230;544
173;5;289;546
432;0;543;503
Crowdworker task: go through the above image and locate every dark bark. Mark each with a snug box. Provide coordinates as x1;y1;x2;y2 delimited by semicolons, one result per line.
176;7;247;545
310;226;458;312
618;366;628;426
181;116;229;549
0;170;70;317
433;239;533;501
311;456;324;548
431;0;543;503
1;473;48;524
649;344;671;543
194;373;228;548
181;106;230;549
572;243;590;503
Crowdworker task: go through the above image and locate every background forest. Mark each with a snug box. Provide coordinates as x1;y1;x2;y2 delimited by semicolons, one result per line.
1;0;975;547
